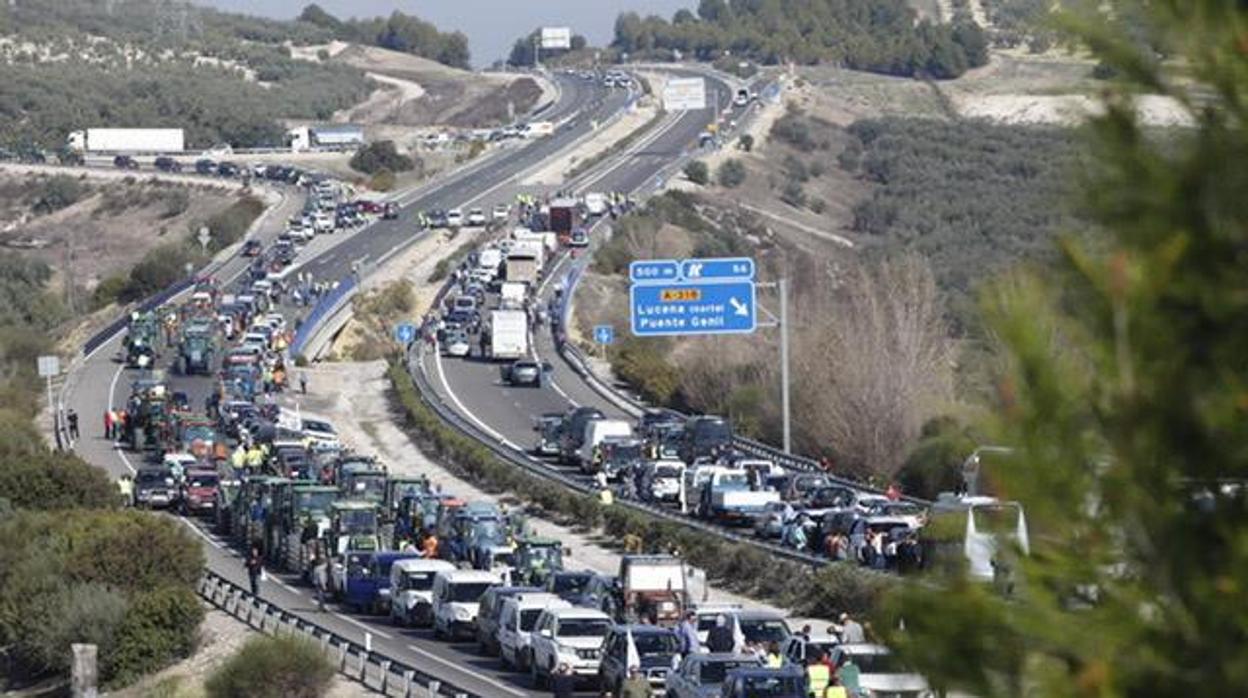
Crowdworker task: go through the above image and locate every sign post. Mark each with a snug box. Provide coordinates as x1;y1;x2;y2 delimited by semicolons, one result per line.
38;355;61;449
393;322;416;346
197;226;211;252
593;325;614;359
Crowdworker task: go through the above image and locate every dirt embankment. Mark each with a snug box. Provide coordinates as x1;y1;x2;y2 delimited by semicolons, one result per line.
327;44;541;129
0;171;246;291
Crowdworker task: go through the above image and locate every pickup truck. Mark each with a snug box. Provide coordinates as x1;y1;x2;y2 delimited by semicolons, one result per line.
700;469;780;524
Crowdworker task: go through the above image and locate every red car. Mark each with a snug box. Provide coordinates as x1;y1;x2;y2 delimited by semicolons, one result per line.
180;468;220;516
242;240;262;257
355;200;384;214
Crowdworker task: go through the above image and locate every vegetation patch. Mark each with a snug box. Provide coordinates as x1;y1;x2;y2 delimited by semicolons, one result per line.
205;635;335;698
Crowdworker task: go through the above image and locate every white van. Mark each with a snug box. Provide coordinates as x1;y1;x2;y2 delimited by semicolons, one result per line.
389;559;455;627
577;419;634;468
530;606;612;686
498;593;570;671
431;569;502;640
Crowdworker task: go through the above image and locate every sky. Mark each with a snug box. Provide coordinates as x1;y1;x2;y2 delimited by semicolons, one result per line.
195;0;696;68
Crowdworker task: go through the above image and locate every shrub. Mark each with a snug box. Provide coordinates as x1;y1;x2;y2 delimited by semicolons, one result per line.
206;635;335;698
22;582;129;677
204;195;265;249
683;160;710;185
897;416;976;500
350;140;414;174
783;154;809;182
738;134;754;152
780;180;806;208
159;189;190;219
613;337;681;404
369;168;396;192
31;175;88;214
718;159;747;188
118;243;200;303
810;198;827;215
92;274;129;309
106;586;204;687
0;448;118;510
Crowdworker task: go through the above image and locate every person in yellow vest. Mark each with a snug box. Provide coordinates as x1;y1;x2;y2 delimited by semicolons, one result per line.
806;652;830;698
231;445;247;469
246;446;264;471
765;642;783;668
821;675;848;698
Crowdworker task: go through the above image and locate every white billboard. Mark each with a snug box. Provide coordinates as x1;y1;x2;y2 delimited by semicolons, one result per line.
663;77;707;111
540;27;572;50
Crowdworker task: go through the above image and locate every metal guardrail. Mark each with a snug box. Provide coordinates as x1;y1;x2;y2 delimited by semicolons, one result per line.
198;571;480;698
405;342;828;568
290;275;358;360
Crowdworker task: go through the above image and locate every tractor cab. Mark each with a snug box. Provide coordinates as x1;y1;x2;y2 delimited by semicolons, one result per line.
513;536;565;587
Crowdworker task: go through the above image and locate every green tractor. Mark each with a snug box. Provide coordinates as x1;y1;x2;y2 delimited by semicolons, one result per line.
273;482;339;576
177;319;217;376
124;313;161;369
512;536;565;587
125;379;170;452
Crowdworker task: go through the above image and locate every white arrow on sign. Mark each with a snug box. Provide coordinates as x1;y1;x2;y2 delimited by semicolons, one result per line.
730;297;749;316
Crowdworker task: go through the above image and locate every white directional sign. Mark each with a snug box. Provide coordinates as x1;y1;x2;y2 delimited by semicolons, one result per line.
540;27;572;50
37;355;60;377
663;77;707;111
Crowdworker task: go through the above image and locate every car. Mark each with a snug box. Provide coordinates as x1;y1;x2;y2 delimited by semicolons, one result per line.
598;624;680;694
529;606;612;688
216;161;240;177
718;666;807;698
502;359;547;387
242;240;263;257
544;570;595;602
443;331;471;358
476;585;541;656
133;467;176;509
431;569;502;640
492;203;510;221
752;501;790;539
428;209;449;228
640;460;685;503
569;229;589;247
314;213;335;234
466;207;488;227
113;155;139;170
383;202;399;219
179;468;220;515
667;653;764;698
498;592;570;670
154;156;182;173
301;418;340;449
194;158;216;175
446;208;464;228
729;609;792;646
389;559;456;627
828;644;931;698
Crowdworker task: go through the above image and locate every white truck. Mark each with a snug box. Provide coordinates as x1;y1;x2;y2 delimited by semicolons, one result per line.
700;469;781;524
512;229;559;256
499;282;527;310
477;247;504;275
584;192;609;216
505;242;544;286
67;128;184;153
522;121;555;138
489;310;528;361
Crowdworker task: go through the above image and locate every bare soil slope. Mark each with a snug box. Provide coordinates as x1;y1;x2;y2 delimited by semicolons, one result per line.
330;45;541;129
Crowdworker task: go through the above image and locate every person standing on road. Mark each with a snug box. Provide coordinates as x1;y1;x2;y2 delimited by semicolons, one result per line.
312;554;330;611
66;409;79;440
707;615;734;653
677;611;700;655
838;613;865;644
299;371;308;395
619;665;653;698
806;652;831;698
246;545;264;598
104;409;114;440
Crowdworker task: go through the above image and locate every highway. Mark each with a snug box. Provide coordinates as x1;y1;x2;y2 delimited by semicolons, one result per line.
62;70;732;696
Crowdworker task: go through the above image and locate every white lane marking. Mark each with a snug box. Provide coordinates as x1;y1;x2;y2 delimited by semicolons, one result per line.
335;613;393;640
433;343;520;450
406;644;527;698
107;363;137;474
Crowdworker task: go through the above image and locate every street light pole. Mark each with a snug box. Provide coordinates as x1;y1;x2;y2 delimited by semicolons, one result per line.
779;277;791;454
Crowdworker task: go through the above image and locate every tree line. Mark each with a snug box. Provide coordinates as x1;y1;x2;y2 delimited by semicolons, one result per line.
612;0;989;79
298;4;471;70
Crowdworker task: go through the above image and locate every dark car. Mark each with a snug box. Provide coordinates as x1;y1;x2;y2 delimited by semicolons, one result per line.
545;570;595;602
133;467;177;509
382;202;399;219
216;161;240;177
502;359;549;387
428;209;448;228
154;156;182;173
599;624;681;694
195;159;216;175
113;155;140;170
242;240;263;257
718;666;807;698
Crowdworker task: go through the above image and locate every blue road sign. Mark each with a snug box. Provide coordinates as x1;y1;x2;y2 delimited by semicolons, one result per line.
629;259;680;283
594;325;615;345
680;257;755;281
394;322;416;344
630;280;756;336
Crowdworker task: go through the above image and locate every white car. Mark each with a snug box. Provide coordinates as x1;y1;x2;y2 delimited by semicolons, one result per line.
492;203;510;221
389;559;456;627
466;208;487;227
530;606;612;687
314;212;335;234
431;569;502;640
446;208;464;228
498;593;569;671
300;418;340;450
443;332;471;358
829;644;931;697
